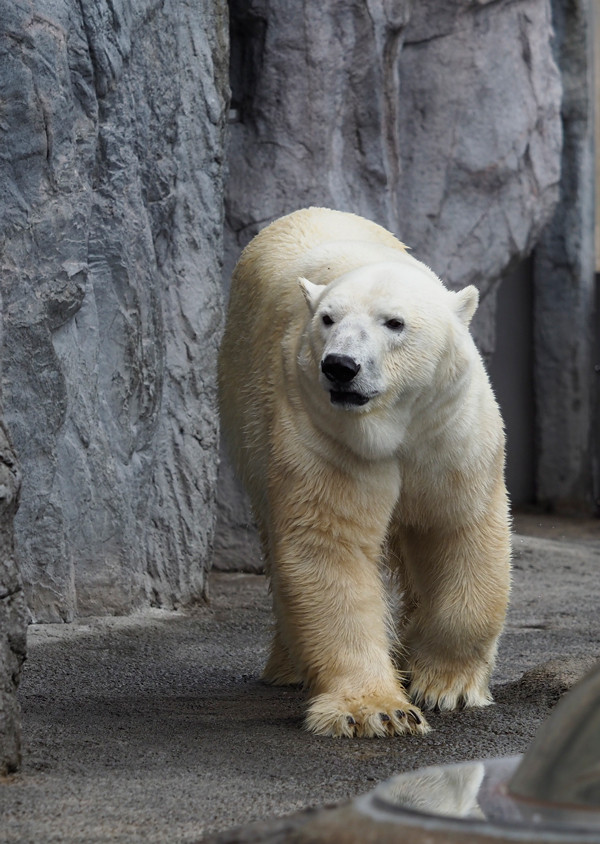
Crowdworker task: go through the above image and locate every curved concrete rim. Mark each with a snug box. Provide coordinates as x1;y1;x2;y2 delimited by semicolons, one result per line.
356;757;600;843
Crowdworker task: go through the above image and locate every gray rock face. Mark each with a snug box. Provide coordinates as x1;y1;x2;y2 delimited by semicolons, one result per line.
215;0;563;572
0;1;229;621
213;443;263;573
533;0;597;512
0;416;26;775
225;0;562;348
395;0;562;354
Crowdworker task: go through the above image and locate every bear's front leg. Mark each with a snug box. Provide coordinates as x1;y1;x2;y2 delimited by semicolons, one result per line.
270;556;428;737
395;499;511;712
267;455;428;738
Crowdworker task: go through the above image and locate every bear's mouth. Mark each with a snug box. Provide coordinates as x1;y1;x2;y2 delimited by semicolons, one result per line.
329;389;370;407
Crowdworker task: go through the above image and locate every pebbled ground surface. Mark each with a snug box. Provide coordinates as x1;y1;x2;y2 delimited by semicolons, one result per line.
1;517;599;843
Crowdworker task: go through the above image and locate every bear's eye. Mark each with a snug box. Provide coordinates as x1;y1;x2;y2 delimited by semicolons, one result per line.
385;317;405;331
322;314;334;327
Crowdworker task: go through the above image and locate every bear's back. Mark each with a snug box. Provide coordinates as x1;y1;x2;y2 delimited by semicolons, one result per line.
233;207;407;305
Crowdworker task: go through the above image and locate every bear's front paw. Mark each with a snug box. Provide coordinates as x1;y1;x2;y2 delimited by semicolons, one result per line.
305;692;430;738
408;662;493;712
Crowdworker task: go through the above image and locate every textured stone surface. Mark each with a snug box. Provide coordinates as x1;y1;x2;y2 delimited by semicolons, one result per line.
225;0;562;345
0;1;229;621
213;443;263;573
394;0;562;353
215;0;563;571
0;416;26;775
533;0;597;512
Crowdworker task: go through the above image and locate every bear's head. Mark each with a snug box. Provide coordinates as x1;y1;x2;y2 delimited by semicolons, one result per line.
296;261;479;455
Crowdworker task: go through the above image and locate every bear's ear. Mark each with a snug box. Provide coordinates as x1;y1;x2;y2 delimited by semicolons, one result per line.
298;276;322;314
452;285;479;326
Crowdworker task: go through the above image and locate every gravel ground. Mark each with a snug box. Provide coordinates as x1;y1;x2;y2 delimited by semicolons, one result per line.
1;519;599;843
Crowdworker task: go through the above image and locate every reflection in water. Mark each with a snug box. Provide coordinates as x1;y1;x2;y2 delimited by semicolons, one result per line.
373;756;600;833
378;762;486;819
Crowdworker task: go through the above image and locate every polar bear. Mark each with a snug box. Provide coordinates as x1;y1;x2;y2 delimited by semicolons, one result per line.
218;207;511;738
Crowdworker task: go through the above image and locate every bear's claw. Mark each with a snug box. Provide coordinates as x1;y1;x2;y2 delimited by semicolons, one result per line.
408;666;494;712
306;692;430;738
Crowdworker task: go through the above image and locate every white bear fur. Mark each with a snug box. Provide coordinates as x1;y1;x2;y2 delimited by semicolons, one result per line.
218;207;511;738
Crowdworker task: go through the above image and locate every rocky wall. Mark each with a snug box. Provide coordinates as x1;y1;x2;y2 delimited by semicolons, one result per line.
213;0;564;571
533;0;597;511
0;415;25;775
0;0;229;621
0;286;25;774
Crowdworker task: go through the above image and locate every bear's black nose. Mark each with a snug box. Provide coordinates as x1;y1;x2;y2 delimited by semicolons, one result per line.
321;354;361;383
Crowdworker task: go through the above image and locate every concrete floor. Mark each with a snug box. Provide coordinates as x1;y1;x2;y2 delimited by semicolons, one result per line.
1;518;599;843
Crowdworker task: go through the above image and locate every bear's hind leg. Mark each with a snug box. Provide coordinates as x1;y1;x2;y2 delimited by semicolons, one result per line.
262;628;302;686
255;519;302;687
